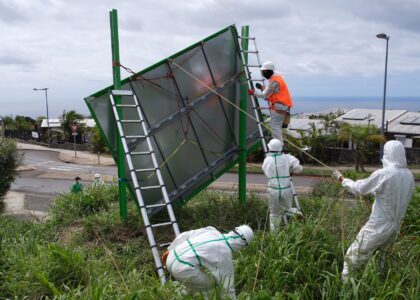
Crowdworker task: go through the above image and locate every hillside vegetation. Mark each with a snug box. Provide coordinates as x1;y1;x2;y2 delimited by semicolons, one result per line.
0;182;418;299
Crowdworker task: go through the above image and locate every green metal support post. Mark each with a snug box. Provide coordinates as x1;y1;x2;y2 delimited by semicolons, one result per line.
110;9;128;220
239;25;249;205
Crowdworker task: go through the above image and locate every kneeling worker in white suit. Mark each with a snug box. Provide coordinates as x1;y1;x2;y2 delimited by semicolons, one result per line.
164;225;253;299
333;141;414;280
262;139;303;230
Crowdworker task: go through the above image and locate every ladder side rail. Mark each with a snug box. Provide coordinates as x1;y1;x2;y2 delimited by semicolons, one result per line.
290;177;301;211
239;49;268;154
110;94;166;284
133;94;181;236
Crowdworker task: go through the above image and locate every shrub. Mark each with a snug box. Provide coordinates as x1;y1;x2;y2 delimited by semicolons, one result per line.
0;138;21;211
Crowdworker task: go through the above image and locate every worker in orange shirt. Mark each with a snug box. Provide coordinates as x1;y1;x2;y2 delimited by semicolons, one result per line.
248;61;293;142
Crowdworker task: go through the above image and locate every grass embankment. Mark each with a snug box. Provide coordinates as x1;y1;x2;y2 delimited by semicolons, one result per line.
0;182;419;299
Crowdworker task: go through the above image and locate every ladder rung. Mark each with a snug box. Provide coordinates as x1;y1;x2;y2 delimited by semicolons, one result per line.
112;90;133;96
245;64;261;68
135;168;156;172
131;151;152;155
242;50;258;53
140;185;162;190
146;203;166;209
151;222;172;228
120;120;143;123
159;242;172;248
116;104;138;108
239;37;255;40
125;135;147;139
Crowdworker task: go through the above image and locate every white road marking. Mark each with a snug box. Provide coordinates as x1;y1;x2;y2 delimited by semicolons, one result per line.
49;167;75;172
25;160;56;168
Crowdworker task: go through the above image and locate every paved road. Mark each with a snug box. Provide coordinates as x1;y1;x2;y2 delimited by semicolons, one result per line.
12;149;322;212
20;150;116;176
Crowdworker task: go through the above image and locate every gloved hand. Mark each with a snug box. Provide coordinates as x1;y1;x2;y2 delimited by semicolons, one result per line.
248;89;255;95
255;83;263;90
332;170;344;182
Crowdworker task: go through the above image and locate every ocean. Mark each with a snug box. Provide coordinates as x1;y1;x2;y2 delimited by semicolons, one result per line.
289;96;419;114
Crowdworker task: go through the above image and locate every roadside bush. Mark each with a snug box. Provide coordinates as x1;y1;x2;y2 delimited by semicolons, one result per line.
49;184;118;227
0;138;21;211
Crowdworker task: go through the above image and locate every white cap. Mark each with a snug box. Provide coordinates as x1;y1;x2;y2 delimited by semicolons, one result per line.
235;225;254;244
94;173;101;178
261;61;275;71
267;139;283;152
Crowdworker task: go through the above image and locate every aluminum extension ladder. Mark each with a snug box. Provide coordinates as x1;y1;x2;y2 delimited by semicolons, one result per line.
238;36;302;225
110;89;180;285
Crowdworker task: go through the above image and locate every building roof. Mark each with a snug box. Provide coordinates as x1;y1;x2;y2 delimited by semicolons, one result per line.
285;118;324;138
307;107;349;117
288;118;323;131
40;118;96;128
41;119;61;128
335;109;407;128
387;111;420;136
78;119;96;128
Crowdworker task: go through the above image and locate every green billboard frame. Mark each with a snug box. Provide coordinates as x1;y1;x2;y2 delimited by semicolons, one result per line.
84;18;262;217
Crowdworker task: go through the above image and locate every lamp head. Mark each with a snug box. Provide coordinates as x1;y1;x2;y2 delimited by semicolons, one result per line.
376;33;388;39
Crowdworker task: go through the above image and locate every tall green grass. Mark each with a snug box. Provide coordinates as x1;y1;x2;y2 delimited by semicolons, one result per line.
0;183;418;299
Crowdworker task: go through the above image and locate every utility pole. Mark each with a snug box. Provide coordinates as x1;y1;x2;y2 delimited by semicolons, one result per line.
34;88;50;147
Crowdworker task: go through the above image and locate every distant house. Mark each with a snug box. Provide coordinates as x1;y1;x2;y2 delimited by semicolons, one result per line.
39;118;96;143
286;118;324;138
335;109;420;148
386;111;420;148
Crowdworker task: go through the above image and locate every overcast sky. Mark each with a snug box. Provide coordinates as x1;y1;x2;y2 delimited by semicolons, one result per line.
1;0;419;118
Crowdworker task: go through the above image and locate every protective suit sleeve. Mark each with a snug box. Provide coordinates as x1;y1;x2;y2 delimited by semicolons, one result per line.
168;226;217;251
288;154;303;174
341;170;384;196
262;157;271;178
254;81;279;99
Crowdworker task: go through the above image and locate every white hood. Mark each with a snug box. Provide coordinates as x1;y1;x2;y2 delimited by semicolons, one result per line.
382;140;407;168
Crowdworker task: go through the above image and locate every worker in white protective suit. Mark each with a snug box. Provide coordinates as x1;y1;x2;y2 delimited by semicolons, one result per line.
93;173;104;187
332;140;415;281
262;139;303;230
164;225;253;299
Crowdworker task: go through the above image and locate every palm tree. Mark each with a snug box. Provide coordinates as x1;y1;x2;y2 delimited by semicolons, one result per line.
338;124;385;172
61;110;85;142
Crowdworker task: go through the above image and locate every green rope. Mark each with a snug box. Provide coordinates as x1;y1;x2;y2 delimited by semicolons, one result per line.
221;234;234;252
187;239;203;268
172;249;194;269
176;235;241;258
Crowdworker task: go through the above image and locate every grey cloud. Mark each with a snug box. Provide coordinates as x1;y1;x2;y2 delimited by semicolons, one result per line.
0;1;28;23
0;55;34;66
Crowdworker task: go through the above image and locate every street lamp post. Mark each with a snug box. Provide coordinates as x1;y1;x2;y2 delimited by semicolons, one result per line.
376;33;390;159
34;88;50;147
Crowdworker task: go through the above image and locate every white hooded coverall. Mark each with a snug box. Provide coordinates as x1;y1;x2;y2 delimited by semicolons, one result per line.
341;141;415;278
262;152;303;230
166;226;247;299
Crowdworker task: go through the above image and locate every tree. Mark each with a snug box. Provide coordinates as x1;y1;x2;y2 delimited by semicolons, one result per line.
338;124;385;172
89;126;107;153
61;110;84;142
0;139;21;211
